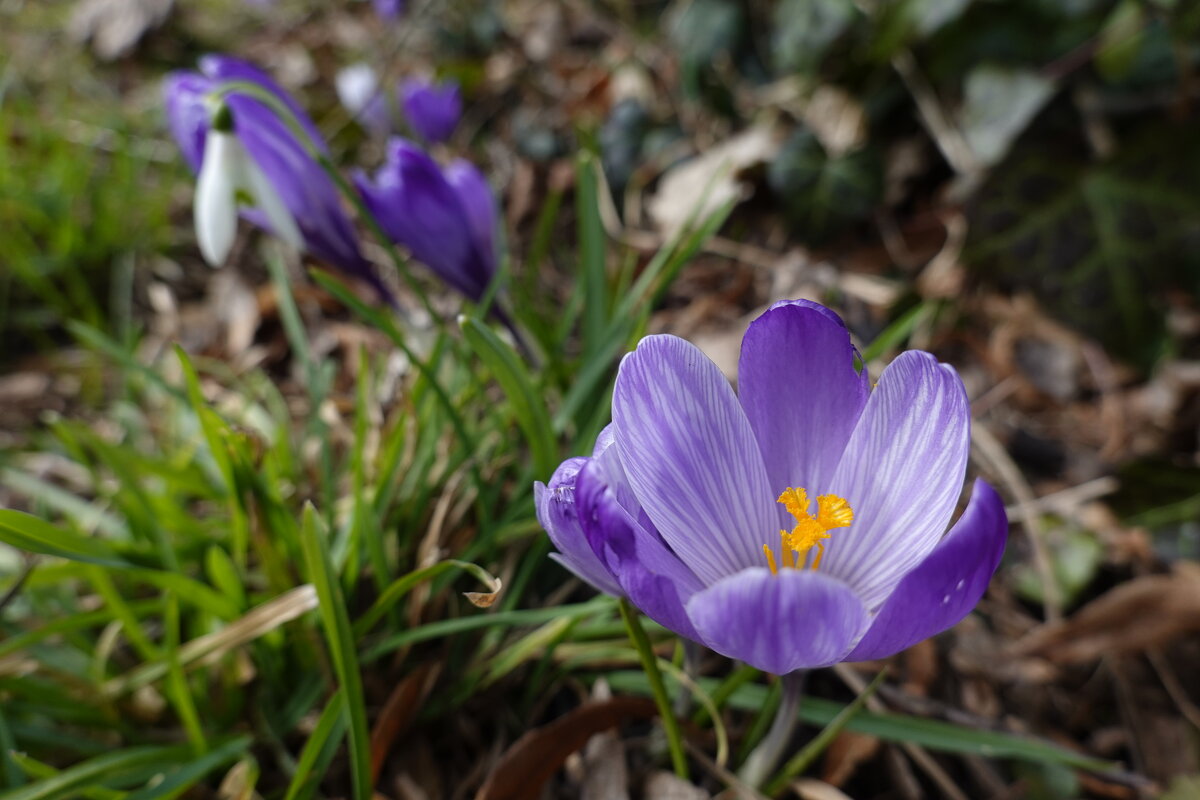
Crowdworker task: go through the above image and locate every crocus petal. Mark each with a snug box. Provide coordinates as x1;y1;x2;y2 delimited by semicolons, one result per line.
686;567;868;675
822;351;971;610
536;458;624;596
373;0;404;19
198;55;327;154
400;78;461;143
737;300;869;514
444;159;498;267
354;138;492;301
846;480;1008;661
194;131;241;266
163;72;213;172
576;460;703;640
613;335;777;585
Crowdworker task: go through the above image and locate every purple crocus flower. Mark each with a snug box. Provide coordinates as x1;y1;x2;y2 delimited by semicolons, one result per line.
400;78;461;143
354;138;497;303
537;301;1008;676
164;55;391;301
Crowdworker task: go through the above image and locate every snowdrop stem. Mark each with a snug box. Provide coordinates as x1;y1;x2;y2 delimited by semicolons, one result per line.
739;669;807;789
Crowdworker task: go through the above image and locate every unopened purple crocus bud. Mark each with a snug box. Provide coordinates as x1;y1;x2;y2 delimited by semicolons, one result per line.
164;54;391;301
399;77;461;143
373;0;404;19
354;138;497;303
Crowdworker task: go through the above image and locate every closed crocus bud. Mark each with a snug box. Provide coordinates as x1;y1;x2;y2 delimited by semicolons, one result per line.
164;54;392;301
399;78;461;144
354;138;496;303
336;63;390;135
372;0;404;19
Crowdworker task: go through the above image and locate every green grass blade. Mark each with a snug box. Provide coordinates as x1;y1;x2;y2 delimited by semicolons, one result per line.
458;315;557;479
577;152;609;357
283;689;347;800
0;511;130;568
298;505;372;800
605;671;1117;772
0;739;248;800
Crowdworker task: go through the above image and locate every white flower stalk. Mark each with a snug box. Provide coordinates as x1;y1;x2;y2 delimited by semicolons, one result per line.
193;128;303;267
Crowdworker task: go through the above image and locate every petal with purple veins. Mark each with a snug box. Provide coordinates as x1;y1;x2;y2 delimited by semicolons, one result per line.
613;334;777;585
576;460;703;640
737;300;869;517
822;351;971;610
686;567;868;675
536;459;624;597
846;479;1008;661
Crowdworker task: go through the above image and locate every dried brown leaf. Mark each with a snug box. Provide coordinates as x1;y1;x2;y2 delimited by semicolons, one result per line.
371;662;442;782
647;122;783;236
1013;564;1200;664
69;0;172;60
475;697;658;800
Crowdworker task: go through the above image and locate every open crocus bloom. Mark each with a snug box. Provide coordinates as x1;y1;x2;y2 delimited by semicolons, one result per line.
536;300;1008;675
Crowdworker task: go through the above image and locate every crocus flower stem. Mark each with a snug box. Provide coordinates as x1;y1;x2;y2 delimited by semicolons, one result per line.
618;597;689;780
739;670;807;788
762;668;888;795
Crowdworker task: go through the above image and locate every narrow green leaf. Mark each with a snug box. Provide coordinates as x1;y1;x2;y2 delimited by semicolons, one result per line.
0;511;129;568
353;559;500;638
299;506;372;800
458;315;557;479
577;152;609;357
0;739;249;800
605;671;1117;772
283;689;347;800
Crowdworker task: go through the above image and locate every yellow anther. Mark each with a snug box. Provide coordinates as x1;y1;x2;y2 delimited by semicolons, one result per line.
816;494;854;530
763;487;854;573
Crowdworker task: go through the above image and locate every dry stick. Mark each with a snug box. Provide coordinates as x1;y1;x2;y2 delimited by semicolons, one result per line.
890;50;981;179
683;740;770;800
834;666;970;800
103;585;319;697
971;423;1063;623
1147;649;1200;731
1002;476;1120;525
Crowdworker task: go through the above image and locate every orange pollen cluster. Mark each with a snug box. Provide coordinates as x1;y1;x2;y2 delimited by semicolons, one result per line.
763;487;854;574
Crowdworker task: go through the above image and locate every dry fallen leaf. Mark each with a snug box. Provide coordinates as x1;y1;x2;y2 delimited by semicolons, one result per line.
648;121;784;237
69;0;173;60
1013;563;1200;664
475;697;658;800
371;662;442;782
643;771;709;800
789;778;857;800
464;576;503;608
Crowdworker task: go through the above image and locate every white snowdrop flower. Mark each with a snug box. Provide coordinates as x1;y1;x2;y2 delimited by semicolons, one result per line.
193;125;302;267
